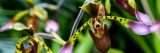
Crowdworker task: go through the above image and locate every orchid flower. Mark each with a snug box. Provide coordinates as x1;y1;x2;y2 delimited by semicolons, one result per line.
114;0;160;35
59;1;111;53
115;0;152;25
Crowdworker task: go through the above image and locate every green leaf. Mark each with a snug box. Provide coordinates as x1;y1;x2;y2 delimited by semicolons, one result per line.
105;0;111;14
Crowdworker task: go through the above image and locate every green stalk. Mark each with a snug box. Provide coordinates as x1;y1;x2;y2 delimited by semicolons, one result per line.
69;0;90;37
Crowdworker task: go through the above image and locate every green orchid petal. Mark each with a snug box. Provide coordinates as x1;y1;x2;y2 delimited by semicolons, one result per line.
81;1;100;17
105;0;111;14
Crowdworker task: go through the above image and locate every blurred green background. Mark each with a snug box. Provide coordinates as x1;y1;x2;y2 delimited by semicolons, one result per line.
0;0;160;53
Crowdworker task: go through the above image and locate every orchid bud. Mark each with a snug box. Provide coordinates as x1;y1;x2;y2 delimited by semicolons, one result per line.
58;42;73;53
45;20;59;32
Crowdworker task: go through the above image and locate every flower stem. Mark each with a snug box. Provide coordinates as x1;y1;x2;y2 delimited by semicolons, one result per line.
69;0;90;37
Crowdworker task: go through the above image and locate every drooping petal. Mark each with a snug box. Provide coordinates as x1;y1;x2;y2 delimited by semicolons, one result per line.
128;21;151;35
45;20;59;32
135;11;152;25
0;20;14;32
150;21;160;32
58;42;73;53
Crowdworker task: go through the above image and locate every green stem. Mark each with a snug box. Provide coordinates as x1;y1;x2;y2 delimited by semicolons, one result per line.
69;0;90;37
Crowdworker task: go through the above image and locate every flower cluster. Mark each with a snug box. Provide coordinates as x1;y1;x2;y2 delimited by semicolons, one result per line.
59;0;160;53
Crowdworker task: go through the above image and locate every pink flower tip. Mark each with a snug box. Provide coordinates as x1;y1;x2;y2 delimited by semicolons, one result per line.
58;43;73;53
150;21;160;32
0;20;14;32
135;11;152;25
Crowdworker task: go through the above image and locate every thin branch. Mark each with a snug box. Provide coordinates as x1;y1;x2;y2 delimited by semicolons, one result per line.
57;0;64;9
69;0;90;37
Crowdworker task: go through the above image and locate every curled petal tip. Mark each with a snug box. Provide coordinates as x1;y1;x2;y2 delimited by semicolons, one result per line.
150;21;160;32
45;20;59;32
136;11;152;25
128;21;151;35
0;21;14;32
